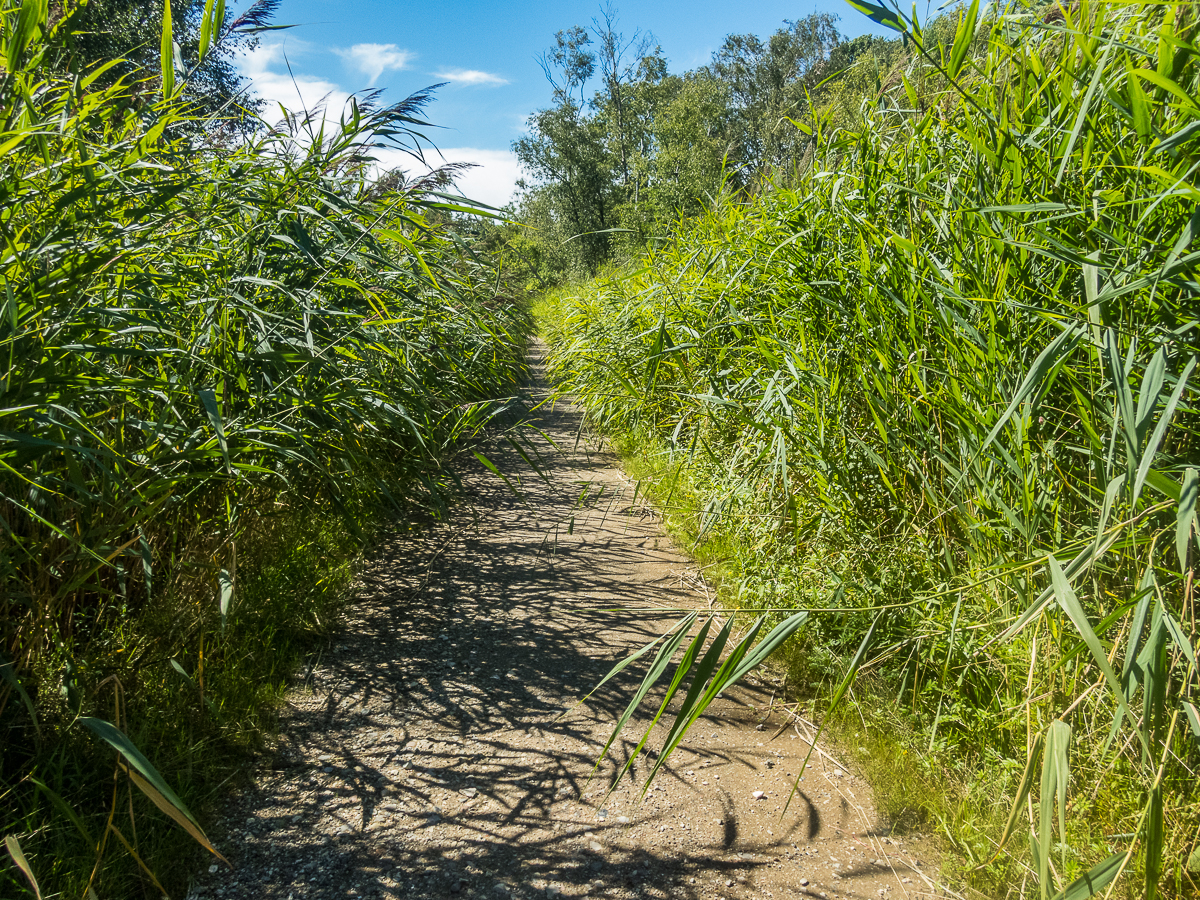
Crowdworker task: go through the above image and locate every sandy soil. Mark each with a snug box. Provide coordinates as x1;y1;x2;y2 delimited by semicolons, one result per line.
186;343;946;900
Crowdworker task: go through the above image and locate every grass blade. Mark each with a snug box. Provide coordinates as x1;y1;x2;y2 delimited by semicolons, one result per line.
78;717;223;861
4;835;42;900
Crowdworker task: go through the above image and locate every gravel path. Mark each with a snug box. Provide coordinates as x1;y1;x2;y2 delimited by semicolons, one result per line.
187;343;944;900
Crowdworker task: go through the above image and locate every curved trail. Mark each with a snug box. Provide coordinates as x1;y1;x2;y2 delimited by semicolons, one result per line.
187;344;942;900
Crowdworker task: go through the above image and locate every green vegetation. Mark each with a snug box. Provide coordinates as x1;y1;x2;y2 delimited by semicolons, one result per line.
0;1;528;896
509;9;848;280
535;1;1200;897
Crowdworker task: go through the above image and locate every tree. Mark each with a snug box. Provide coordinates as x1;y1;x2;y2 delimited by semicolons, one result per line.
708;13;842;174
538;25;596;107
513;101;615;277
591;2;656;188
512;9;845;281
641;72;731;224
48;0;279;129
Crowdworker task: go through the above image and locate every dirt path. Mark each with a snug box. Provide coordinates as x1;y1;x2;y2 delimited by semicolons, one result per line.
187;343;944;900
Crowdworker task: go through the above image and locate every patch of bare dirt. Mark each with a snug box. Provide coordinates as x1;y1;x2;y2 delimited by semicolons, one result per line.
187;343;947;900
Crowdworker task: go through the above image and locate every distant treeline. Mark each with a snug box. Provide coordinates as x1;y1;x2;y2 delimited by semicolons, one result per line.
507;6;928;280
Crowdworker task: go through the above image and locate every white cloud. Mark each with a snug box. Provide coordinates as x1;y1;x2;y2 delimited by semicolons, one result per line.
375;147;521;209
335;43;413;87
434;68;509;87
237;39;352;123
236;43;517;208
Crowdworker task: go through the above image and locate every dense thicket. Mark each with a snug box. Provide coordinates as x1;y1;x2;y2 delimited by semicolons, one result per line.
539;2;1200;897
0;1;527;895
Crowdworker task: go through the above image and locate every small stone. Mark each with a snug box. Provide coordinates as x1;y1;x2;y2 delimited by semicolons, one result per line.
617;816;630;824
597;809;608;819
755;724;764;731
209;865;219;875
322;767;333;773
494;884;508;894
589;841;603;851
752;790;767;800
799;878;809;886
462;787;478;798
450;881;462;894
545;886;561;898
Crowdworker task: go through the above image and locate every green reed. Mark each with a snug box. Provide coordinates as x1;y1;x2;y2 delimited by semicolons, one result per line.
540;2;1200;896
0;0;529;895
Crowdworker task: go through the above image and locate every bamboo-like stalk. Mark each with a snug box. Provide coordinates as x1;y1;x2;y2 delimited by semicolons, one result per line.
541;2;1200;896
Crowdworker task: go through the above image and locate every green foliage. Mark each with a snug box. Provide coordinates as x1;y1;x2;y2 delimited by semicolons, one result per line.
538;1;1200;896
511;10;850;281
0;1;529;894
46;0;280;131
706;13;842;175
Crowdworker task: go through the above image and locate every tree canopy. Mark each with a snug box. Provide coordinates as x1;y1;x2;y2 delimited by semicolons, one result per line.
510;8;852;280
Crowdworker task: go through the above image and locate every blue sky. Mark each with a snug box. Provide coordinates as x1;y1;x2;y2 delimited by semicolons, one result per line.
236;0;895;205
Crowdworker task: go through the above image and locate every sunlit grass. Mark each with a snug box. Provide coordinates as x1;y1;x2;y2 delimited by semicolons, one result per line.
0;1;530;894
537;2;1200;896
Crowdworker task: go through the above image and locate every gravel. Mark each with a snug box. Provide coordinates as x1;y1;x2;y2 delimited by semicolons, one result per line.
185;343;941;900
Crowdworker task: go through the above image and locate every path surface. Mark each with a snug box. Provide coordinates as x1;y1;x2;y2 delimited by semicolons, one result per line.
187;344;942;900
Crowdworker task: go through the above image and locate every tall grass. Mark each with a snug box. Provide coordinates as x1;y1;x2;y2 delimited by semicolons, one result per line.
539;1;1199;896
0;0;528;895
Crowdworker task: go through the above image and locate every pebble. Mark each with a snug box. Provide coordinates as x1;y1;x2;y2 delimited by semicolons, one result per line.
185;398;895;900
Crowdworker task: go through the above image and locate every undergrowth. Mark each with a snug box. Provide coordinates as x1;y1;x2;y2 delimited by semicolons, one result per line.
0;1;531;895
533;2;1200;896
